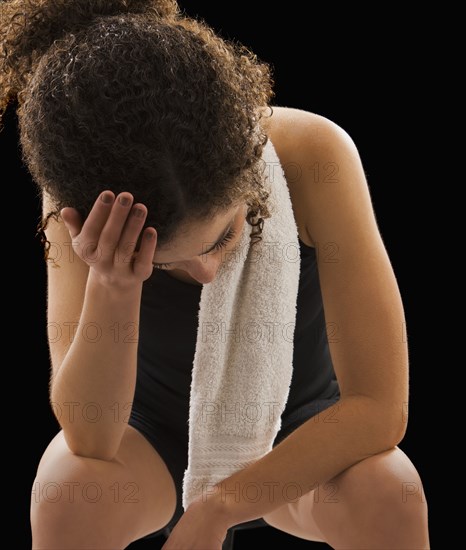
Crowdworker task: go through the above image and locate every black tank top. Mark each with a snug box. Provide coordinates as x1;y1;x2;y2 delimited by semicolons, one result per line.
133;236;338;437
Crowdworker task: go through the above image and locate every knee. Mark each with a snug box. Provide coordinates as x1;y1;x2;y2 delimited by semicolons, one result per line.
32;446;101;524
30;435;127;547
334;447;428;525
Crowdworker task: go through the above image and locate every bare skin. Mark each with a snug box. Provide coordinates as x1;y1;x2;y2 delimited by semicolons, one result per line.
32;107;429;549
151;202;249;285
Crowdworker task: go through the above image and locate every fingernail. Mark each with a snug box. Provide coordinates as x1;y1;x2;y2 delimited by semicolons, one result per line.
119;196;131;206
101;192;113;204
132;208;145;218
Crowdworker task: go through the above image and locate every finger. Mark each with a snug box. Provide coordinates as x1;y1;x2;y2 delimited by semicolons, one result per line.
98;193;135;261
132;228;157;276
116;203;148;263
60;207;83;239
76;191;116;247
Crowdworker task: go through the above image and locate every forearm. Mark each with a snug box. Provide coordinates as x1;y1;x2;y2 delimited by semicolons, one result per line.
208;395;405;528
51;270;143;460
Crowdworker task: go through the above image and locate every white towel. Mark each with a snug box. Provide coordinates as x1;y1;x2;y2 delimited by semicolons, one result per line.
182;139;301;510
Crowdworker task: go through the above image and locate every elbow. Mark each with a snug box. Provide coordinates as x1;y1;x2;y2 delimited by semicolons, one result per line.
377;404;408;449
384;419;407;449
57;417;122;461
65;436;119;462
394;407;409;444
73;450;118;462
50;390;120;462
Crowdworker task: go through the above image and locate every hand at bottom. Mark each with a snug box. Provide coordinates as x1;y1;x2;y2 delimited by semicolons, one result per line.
162;496;229;550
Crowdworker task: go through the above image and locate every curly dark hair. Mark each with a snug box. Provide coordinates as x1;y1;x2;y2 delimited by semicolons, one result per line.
0;0;274;263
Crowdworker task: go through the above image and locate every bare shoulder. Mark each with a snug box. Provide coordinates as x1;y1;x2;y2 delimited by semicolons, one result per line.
263;106;353;155
261;106;360;247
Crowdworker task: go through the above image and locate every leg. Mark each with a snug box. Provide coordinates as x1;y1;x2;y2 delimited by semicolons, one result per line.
31;425;177;549
262;447;429;549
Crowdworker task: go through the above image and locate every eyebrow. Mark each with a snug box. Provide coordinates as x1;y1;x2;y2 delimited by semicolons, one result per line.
153;217;235;266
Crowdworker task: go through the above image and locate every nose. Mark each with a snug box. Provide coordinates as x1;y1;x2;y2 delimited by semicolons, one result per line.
187;255;222;284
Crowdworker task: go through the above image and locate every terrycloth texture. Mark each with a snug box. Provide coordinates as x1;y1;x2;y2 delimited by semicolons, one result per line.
182;139;301;510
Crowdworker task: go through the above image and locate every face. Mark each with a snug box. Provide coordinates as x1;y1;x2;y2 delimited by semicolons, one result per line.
152;202;248;284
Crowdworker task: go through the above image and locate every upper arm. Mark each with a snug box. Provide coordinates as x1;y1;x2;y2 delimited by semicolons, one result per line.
42;191;90;380
277;108;408;416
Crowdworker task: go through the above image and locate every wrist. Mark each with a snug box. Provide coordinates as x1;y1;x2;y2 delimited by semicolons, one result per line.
202;485;239;531
87;268;143;297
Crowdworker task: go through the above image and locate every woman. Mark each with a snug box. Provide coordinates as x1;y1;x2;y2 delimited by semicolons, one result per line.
1;1;429;548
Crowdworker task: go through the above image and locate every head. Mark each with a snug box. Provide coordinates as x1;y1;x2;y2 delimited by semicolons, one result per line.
0;0;273;279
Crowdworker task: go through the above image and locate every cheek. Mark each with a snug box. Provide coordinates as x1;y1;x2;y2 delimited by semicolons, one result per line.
238;205;249;231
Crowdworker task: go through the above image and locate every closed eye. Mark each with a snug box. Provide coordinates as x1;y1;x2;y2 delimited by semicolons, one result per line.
152;262;172;270
212;227;235;251
152;227;236;270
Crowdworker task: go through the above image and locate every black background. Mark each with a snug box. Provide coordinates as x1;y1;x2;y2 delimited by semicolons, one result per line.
4;2;434;548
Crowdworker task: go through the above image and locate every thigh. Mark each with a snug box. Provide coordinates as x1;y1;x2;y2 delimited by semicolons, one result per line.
262;485;327;543
33;424;177;544
261;447;421;544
